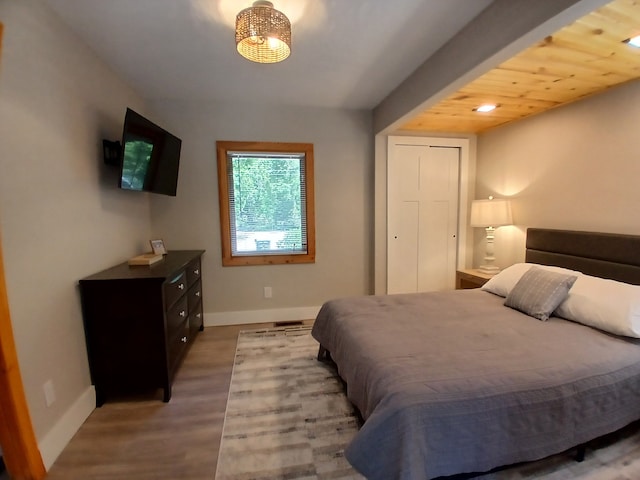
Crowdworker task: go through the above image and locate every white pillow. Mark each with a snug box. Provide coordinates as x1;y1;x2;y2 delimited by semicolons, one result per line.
481;263;582;298
555;275;640;338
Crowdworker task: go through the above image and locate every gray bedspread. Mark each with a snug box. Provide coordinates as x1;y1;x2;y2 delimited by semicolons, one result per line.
311;289;640;480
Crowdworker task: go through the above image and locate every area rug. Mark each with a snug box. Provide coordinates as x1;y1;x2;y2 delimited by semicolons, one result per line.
215;325;364;479
216;325;640;480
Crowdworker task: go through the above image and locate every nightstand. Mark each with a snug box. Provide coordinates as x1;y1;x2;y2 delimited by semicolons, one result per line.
455;269;494;289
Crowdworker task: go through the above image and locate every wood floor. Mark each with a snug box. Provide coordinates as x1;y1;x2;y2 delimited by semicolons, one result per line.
45;321;312;480
34;319;640;480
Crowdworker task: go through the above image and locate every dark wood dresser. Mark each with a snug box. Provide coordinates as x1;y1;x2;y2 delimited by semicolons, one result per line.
79;250;205;406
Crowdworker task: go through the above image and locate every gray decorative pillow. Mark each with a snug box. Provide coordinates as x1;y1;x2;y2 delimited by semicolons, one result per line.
504;267;578;321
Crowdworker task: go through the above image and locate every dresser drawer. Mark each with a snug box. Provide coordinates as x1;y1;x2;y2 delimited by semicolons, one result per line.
188;280;202;311
164;270;187;309
186;259;201;287
168;319;189;371
189;301;203;337
166;296;188;337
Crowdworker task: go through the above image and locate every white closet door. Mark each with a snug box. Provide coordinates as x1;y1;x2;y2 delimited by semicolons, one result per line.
387;141;460;294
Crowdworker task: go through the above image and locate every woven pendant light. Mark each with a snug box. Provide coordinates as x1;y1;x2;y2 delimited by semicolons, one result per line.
235;1;291;64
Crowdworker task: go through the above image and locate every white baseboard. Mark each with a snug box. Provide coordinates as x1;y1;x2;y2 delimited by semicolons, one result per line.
205;305;321;326
39;385;95;470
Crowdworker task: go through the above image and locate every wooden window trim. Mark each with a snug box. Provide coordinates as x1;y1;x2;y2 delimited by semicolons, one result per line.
216;141;316;266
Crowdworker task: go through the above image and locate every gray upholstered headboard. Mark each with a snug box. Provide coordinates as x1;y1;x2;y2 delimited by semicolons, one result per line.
525;228;640;285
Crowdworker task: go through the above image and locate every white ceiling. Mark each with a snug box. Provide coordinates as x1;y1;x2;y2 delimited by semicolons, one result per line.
44;0;493;109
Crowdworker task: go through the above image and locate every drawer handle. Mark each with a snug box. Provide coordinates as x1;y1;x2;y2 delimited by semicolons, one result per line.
178;283;185;290
196;313;202;318
181;336;187;343
195;291;201;297
179;310;186;317
194;269;200;275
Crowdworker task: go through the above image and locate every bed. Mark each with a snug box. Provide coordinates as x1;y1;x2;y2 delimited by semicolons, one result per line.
311;228;640;479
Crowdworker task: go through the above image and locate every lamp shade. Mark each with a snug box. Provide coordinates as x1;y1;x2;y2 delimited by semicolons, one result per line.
470;198;512;227
236;1;291;64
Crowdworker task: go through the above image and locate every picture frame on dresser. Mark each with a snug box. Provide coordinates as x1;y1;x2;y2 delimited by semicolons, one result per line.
150;238;167;255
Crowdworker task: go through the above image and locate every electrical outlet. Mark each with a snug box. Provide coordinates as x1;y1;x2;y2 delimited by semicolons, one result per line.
264;286;272;298
43;379;56;407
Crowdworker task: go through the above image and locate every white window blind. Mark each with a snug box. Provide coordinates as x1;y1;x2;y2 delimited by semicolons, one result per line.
226;151;307;256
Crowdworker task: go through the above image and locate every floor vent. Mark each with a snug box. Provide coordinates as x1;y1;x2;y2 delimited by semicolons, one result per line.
274;320;304;327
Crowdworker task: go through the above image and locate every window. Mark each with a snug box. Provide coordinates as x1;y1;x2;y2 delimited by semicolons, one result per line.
216;141;315;266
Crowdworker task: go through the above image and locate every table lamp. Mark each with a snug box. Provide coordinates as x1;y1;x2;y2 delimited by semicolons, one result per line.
470;196;512;275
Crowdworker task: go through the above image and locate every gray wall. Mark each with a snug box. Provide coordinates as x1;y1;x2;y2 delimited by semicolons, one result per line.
0;0;152;467
0;0;374;468
149;100;374;323
475;79;640;268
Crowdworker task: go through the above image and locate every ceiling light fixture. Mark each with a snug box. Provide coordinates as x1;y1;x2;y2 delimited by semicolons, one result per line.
623;35;640;48
235;1;291;64
474;104;497;113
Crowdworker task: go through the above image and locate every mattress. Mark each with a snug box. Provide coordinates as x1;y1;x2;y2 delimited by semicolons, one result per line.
311;288;640;480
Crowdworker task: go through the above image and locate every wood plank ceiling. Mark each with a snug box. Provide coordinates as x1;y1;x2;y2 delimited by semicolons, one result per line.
400;0;640;134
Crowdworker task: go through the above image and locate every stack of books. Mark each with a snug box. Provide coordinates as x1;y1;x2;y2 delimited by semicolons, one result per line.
127;253;164;266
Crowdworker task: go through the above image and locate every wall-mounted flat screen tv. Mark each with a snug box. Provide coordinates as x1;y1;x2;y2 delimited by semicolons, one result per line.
118;108;182;196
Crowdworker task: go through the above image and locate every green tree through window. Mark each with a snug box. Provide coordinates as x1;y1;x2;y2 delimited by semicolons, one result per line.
121;139;153;190
217;141;315;266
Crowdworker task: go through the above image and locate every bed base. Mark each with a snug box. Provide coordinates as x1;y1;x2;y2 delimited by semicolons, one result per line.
317;345;331;362
575;445;585;462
